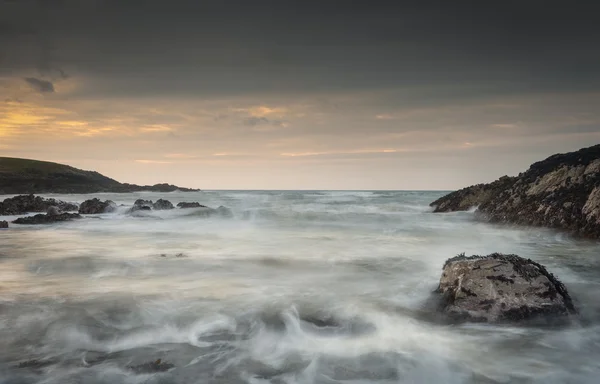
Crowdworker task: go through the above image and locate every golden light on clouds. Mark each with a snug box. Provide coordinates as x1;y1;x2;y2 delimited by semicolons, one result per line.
135;159;173;164
280;149;399;157
140;124;175;132
235;105;288;117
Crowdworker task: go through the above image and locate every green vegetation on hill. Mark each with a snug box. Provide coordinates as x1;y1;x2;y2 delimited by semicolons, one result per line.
0;157;198;194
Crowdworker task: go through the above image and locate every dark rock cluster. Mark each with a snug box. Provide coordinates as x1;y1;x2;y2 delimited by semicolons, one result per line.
153;198;174;210
177;202;206;208
0;194;78;215
430;144;600;238
436;253;576;323
12;212;82;225
0;220;8;228
130;199;153;213
3;195;233;224
78;198;117;214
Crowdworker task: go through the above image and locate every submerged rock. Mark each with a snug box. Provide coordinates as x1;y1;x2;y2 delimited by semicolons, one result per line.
0;220;8;228
215;205;234;217
79;198;117;214
430;144;600;238
17;359;56;370
12;212;82;225
128;359;174;374
153;198;174;210
436;253;576;323
0;194;78;215
177;202;206;208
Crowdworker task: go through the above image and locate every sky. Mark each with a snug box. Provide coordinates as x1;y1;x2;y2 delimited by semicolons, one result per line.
1;0;599;190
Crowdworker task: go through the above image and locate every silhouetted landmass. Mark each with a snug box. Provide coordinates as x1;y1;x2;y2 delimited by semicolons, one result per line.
0;157;199;194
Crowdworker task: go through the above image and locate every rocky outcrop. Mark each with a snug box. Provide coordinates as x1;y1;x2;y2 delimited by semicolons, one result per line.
430;176;516;212
177;202;207;209
430;144;600;237
12;212;82;225
0;194;78;215
0;220;8;228
436;253;576;323
153;199;174;210
129;199;153;212
79;198;117;214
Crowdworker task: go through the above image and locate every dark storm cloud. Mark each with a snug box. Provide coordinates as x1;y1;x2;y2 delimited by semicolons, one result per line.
1;0;600;100
24;77;55;93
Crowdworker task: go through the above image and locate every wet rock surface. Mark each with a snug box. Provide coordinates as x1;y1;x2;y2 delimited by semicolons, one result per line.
0;220;8;228
14;212;81;225
12;212;82;225
177;202;206;208
129;199;153;212
79;198;117;214
430;144;600;238
436;253;576;323
0;194;78;215
128;359;174;374
153;198;174;210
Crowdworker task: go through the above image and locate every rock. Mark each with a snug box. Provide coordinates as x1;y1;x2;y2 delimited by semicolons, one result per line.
153;199;174;210
129;198;153;213
79;198;117;214
134;199;153;206
436;253;576;323
177;202;207;209
12;212;82;225
46;206;61;216
430;176;516;212
430;144;600;238
0;194;78;215
0;220;8;228
128;359;174;374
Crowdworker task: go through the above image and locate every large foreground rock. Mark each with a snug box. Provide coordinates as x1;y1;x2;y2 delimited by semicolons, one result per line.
0;194;78;215
12;212;82;225
436;253;576;323
430;144;600;238
79;198;117;214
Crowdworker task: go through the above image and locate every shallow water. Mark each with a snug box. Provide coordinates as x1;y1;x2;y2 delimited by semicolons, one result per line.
1;190;600;383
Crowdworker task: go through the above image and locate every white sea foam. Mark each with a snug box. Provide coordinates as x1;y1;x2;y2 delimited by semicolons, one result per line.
1;190;600;383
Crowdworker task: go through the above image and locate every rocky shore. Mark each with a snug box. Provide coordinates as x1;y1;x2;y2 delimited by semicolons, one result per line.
430;144;600;238
0;195;231;225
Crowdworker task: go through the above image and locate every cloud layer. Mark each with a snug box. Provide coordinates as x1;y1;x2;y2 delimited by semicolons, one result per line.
1;1;599;189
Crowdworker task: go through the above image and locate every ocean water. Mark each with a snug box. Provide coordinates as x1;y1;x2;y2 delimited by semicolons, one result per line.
0;190;600;384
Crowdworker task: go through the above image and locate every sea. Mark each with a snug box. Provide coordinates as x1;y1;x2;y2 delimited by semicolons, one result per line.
0;190;599;383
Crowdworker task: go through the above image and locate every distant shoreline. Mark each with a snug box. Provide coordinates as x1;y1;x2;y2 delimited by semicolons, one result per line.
0;157;199;194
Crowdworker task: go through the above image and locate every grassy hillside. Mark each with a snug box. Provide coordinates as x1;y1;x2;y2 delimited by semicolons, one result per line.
0;157;197;194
